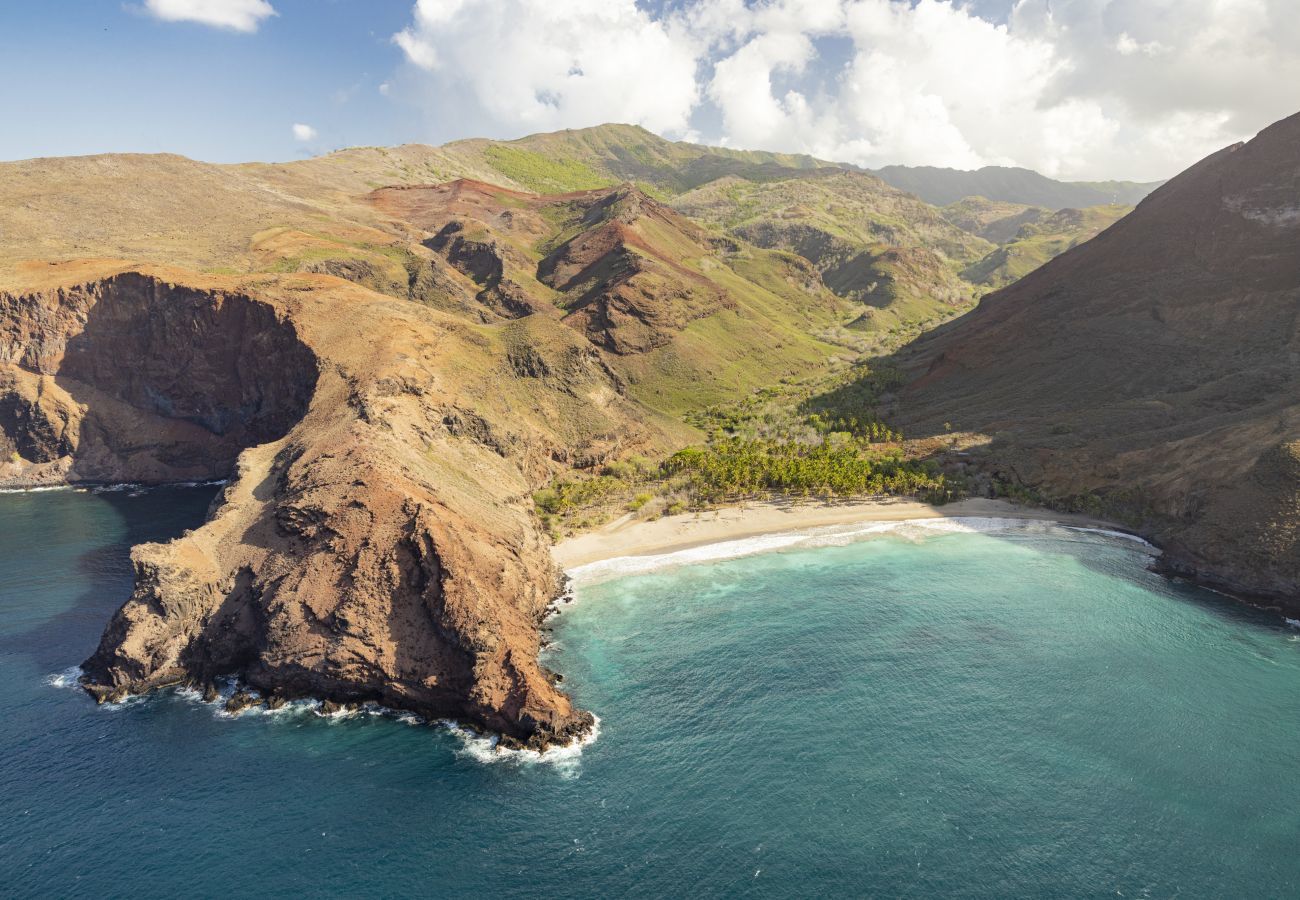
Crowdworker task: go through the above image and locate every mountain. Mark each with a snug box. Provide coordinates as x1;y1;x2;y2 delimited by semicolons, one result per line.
0;124;1122;341
672;170;993;333
939;196;1046;243
872;164;1162;209
367;178;844;412
891;111;1300;606
292;123;839;198
959;204;1132;288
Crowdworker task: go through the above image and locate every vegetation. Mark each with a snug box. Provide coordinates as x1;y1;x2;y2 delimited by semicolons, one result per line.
961;204;1131;287
482;145;612;194
533;360;960;536
663;437;947;502
671;171;992;337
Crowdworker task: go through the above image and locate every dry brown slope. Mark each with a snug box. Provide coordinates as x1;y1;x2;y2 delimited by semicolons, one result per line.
894;111;1300;606
0;263;681;746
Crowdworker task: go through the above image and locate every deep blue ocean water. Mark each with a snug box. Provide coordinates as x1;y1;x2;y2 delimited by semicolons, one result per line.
1;488;1298;898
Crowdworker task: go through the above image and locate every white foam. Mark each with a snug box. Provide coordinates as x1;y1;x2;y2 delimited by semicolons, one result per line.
1063;525;1158;548
90;483;143;494
1285;618;1300;630
565;516;1154;585
91;677;594;769
44;665;84;689
2;479;226;496
443;715;601;776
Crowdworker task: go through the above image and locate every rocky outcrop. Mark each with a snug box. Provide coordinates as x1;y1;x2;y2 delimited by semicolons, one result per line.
0;265;662;747
892;111;1300;608
537;185;735;354
425;222;539;319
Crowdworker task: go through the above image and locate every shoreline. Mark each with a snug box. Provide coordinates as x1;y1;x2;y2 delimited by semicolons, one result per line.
552;496;1130;572
0;478;227;495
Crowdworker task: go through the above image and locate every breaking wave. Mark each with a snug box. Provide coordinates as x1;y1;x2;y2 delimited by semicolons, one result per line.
44;666;84;689
48;671;596;770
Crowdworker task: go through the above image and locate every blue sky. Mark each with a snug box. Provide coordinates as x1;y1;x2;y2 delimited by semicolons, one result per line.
1;1;1296;180
0;1;412;162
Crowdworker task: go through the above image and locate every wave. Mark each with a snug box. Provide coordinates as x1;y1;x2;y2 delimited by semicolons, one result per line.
44;665;85;689
89;479;228;494
565;516;1155;585
0;479;227;496
444;715;600;777
1061;525;1155;547
48;669;595;769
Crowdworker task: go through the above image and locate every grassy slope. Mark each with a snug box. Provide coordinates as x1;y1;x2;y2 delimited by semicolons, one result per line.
473;185;850;417
446;123;835;195
960;204;1132;287
0;124;1125;454
671;171;994;337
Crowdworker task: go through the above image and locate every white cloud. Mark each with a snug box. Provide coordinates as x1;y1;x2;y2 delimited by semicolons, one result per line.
378;82;392;97
392;0;1300;180
392;0;700;136
1115;32;1169;57
143;0;276;32
292;123;317;142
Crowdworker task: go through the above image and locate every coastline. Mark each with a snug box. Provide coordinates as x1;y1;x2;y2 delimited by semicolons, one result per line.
552;496;1130;573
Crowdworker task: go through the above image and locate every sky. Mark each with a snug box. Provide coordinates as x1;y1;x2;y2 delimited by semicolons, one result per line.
0;0;1297;181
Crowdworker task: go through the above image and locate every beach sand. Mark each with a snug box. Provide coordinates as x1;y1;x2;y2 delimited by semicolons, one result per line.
551;497;1121;570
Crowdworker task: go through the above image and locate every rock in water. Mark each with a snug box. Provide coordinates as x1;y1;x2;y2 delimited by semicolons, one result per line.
224;691;261;715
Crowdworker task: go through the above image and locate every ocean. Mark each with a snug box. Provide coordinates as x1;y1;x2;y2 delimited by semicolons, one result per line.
1;487;1297;897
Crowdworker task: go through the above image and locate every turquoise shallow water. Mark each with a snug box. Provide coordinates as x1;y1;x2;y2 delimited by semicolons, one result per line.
1;489;1298;898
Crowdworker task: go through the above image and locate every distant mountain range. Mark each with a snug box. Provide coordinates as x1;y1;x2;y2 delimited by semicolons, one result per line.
870;163;1163;208
0;124;1136;347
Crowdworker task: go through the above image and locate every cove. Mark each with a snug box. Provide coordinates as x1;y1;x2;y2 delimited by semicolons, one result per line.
1;489;1297;897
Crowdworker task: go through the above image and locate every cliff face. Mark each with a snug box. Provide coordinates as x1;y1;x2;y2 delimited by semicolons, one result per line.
0;265;675;746
894;113;1300;606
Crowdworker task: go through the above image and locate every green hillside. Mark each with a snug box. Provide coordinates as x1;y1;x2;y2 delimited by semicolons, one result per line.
671;171;993;336
961;204;1132;287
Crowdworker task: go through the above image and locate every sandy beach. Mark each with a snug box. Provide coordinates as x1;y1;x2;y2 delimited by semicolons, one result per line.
551;497;1122;570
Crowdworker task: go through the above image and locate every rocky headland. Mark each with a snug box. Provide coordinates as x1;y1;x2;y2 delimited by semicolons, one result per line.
0;263;673;747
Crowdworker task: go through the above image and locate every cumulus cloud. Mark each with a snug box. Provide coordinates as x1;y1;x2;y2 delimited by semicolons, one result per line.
143;0;276;32
392;0;1300;180
391;0;700;136
291;123;317;142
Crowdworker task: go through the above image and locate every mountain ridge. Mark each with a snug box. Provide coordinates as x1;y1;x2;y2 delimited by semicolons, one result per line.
871;162;1163;208
891;113;1300;605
